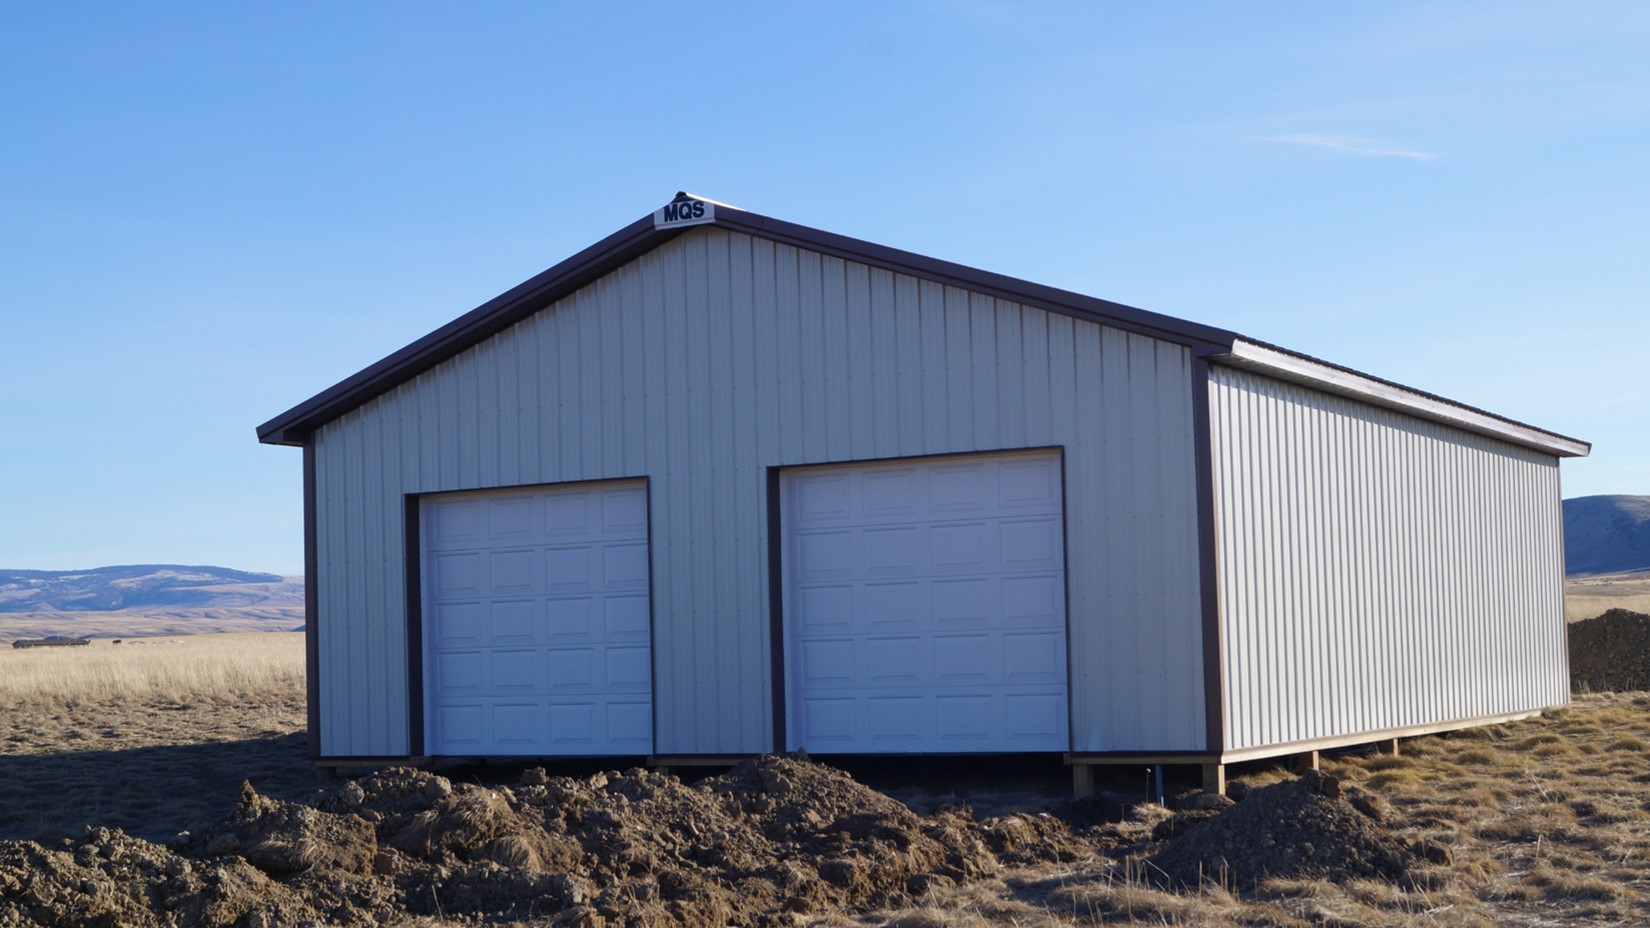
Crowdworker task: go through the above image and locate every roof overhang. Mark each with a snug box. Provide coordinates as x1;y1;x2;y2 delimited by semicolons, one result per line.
1214;338;1591;458
256;193;1238;446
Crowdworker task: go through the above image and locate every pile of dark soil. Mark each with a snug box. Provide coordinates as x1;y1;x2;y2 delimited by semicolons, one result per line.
0;755;1093;928
0;757;1428;926
1569;609;1650;692
1145;771;1417;891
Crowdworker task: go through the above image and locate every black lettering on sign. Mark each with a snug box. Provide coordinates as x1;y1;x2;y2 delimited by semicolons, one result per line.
654;196;714;228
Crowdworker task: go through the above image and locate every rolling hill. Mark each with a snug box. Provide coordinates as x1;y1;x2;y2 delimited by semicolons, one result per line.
1564;495;1650;577
0;565;303;639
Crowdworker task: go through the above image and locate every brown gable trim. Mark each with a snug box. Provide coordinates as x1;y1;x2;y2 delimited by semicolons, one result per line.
257;214;673;445
256;197;1241;445
713;211;1237;352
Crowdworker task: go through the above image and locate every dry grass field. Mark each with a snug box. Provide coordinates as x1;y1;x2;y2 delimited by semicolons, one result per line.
0;633;311;844
1566;571;1650;623
4;634;1650;926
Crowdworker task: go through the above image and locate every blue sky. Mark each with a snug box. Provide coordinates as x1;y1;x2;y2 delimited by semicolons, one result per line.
3;2;1645;575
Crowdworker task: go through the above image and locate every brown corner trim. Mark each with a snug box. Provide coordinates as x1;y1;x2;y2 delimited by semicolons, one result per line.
302;442;321;760
766;467;786;752
404;494;425;758
1190;357;1225;756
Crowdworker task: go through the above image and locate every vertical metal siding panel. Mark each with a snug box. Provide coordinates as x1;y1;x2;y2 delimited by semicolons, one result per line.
943;287;974;449
619;273;646;475
774;245;806;463
970;295;999;449
578;284;605;479
797;251;828;462
474;339;501;487
820;255;852;460
918;280;949;451
598;277;625;472
844;261;877;460
316;435;347;754
1073;323;1114;745
996;302;1026;449
682;234;719;746
361;403;389;754
1020;310;1051;447
727;234;768;745
1210;366;1568;752
893;274;923;457
867;268;901;455
751;238;782;464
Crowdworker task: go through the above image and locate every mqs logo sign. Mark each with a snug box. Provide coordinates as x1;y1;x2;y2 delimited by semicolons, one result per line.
653;195;715;229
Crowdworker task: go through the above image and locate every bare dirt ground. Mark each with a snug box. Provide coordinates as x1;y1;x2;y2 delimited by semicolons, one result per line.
1566;571;1650;623
6;684;1650;926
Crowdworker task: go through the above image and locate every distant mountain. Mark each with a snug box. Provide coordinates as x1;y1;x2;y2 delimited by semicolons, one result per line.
1564;496;1650;577
0;565;290;613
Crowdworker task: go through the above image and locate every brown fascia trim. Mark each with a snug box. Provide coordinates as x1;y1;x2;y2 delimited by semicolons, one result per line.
256;213;681;446
1217;339;1591;458
256;199;1241;446
712;210;1239;352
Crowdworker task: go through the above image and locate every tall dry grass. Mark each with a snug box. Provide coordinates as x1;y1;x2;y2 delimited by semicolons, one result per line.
0;632;304;706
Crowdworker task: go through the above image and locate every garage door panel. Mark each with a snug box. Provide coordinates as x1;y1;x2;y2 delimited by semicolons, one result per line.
1001;518;1060;568
930;523;994;572
1003;632;1064;680
604;594;650;637
488;600;539;643
863;582;921;631
867;695;925;741
545;648;594;688
785;451;1068;753
796;584;854;631
934;634;991;680
800;638;855;684
435;552;481;594
492;649;544;690
797;531;853;578
865;636;924;683
433;602;483;643
487;496;537;539
1001;575;1062;624
433;500;481;544
487;548;537;592
932;577;995;626
602;542;650;586
493;703;545;746
999;458;1059;507
425;480;652;756
863;526;921;575
862;469;918;515
601;488;648;531
436;650;484;692
605;646;651;688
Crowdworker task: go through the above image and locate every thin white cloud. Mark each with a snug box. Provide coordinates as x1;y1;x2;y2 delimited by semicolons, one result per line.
1253;133;1439;160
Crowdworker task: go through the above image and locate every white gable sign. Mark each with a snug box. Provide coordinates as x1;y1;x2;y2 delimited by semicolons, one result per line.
653;195;715;229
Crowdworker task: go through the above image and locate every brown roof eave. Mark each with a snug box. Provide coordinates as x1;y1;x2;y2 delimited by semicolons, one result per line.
255;214;675;446
255;198;1242;446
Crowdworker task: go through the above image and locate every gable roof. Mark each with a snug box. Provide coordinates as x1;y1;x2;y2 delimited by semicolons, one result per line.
256;193;1588;458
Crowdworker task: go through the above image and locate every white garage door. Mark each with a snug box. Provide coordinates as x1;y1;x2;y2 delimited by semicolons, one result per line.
422;481;651;756
782;451;1069;753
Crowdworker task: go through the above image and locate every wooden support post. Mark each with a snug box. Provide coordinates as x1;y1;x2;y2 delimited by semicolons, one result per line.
1294;750;1320;772
1378;738;1400;757
1072;763;1094;799
1201;763;1226;796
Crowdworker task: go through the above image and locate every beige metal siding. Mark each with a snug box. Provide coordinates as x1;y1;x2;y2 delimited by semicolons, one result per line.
1208;366;1567;753
312;227;1206;757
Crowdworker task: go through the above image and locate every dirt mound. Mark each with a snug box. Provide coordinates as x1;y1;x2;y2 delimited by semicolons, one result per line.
1145;771;1416;891
0;755;1073;928
1569;608;1650;692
